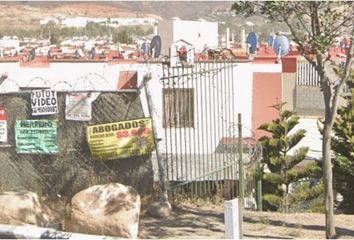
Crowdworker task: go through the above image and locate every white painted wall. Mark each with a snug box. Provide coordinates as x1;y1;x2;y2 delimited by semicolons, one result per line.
173;20;218;53
0;62;21;92
0;62;120;92
0;60;255;156
251;63;282;73
137;62;253;155
288;117;323;160
159;19;218;55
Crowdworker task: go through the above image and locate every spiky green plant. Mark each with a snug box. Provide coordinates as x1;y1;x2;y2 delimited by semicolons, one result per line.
332;77;354;213
259;102;321;212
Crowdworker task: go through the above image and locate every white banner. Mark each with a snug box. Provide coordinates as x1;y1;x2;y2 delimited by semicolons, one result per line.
65;93;93;121
0;107;7;143
0;121;7;143
31;90;58;116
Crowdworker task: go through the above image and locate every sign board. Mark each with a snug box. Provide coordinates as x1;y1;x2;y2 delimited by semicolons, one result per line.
15;120;58;154
87;118;155;160
31;90;58;116
0;107;7;143
65;93;93;121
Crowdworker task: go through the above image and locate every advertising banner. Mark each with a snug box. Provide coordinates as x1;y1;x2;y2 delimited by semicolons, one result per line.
31;90;58;116
87;118;155;160
65;93;92;121
15;120;58;154
0;107;7;143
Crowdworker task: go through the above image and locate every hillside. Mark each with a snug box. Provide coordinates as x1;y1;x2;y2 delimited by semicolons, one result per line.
0;1;234;30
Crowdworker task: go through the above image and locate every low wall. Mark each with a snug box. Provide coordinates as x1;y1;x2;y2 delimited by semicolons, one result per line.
295;85;325;117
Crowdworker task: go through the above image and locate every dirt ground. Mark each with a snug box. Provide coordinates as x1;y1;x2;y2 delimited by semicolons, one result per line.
139;203;354;239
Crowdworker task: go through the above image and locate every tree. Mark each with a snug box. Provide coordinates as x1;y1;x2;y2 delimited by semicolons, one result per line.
232;2;354;238
85;22;111;37
145;26;154;36
50;34;60;45
41;21;61;44
112;27;133;44
332;77;354;213
259;103;321;213
133;26;145;36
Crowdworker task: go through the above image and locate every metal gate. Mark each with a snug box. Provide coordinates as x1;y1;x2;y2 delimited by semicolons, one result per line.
159;61;259;203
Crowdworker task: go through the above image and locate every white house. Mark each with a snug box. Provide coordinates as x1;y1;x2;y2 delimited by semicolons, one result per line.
158;18;218;56
0;36;20;57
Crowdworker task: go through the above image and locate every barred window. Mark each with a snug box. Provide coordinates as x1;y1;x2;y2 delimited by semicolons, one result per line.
163;88;194;128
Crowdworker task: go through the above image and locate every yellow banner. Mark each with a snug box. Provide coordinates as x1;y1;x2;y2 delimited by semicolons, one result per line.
87;118;155;160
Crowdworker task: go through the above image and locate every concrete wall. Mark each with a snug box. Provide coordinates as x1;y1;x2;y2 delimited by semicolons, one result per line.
158;20;174;56
173;20;218;52
288;117;323;160
250;61;282;139
282;57;297;112
295;85;325;117
282;73;296;111
0;61;120;92
250;63;282;73
252;72;282;139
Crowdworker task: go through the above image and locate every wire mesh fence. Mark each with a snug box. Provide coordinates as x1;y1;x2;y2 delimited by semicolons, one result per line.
0;91;154;200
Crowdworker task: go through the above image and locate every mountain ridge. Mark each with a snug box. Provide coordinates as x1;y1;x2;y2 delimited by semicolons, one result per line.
0;1;234;30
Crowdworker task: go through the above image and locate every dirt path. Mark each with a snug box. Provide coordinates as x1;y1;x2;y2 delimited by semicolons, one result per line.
139;203;354;239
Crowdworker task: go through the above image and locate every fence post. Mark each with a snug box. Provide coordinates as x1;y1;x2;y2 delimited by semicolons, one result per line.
238;113;244;206
143;75;169;202
256;162;263;211
224;198;242;239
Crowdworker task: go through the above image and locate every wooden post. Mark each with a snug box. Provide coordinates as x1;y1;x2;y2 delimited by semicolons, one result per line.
143;75;169;202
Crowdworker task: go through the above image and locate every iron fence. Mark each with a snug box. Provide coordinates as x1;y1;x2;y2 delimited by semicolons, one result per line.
296;60;351;95
159;61;260;207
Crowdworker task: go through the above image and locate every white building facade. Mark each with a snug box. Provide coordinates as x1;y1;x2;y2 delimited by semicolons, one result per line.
158;18;218;56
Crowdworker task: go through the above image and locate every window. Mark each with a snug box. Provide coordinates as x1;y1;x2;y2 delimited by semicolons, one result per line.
163;88;194;128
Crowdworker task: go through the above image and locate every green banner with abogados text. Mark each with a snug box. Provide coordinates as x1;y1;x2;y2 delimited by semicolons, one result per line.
15;120;58;154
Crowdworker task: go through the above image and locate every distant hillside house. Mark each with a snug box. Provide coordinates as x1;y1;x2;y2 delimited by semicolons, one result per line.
40;16;158;28
158;18;218;55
